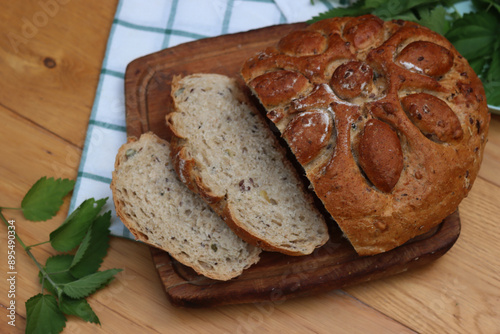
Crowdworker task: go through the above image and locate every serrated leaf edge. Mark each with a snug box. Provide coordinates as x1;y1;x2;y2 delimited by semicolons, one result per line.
62;269;123;299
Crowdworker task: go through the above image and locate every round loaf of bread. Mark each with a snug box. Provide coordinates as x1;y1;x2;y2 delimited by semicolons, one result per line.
241;15;491;255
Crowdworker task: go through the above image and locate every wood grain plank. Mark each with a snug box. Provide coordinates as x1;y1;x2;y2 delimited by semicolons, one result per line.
0;0;118;147
0;105;80;332
0;105;80;203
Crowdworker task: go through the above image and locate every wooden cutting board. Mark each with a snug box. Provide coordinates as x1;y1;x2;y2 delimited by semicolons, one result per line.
124;23;461;308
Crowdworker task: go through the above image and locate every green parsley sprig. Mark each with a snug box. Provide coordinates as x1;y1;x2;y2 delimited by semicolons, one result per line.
309;0;500;110
0;176;122;334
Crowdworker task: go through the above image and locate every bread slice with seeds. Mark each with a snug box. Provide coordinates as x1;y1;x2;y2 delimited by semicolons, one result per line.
110;132;261;281
167;74;329;256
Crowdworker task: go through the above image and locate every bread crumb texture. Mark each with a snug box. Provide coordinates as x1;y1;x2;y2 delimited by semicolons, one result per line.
111;132;261;280
169;74;329;256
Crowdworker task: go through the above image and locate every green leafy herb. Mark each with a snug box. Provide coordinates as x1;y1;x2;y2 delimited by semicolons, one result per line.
41;255;75;296
25;294;67;334
483;81;500;106
50;197;107;252
309;0;500;110
486;50;500;83
59;296;100;325
370;0;439;20
445;12;498;60
416;5;450;35
473;0;500;13
70;225;93;269
70;212;112;278
21;177;75;221
63;269;122;299
0;176;122;333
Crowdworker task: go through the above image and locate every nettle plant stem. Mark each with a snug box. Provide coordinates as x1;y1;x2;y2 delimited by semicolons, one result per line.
0;209;64;297
1;176;122;334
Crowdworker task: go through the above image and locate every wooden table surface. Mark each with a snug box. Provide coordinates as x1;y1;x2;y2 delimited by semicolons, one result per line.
1;1;499;333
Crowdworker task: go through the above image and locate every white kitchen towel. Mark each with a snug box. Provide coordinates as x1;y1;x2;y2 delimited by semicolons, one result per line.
69;0;340;239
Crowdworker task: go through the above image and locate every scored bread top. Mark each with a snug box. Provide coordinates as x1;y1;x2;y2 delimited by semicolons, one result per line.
167;74;329;256
241;15;490;255
110;132;261;280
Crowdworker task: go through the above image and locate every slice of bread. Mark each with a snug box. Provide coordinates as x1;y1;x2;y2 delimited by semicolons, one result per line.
110;132;261;281
167;74;329;256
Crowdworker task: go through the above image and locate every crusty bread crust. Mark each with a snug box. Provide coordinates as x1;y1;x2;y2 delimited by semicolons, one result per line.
241;15;490;255
111;132;261;280
167;74;329;256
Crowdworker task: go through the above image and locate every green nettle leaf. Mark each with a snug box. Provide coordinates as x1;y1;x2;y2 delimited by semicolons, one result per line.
417;5;450;35
364;0;386;7
449;32;497;60
406;0;439;8
63;269;122;299
473;0;500;13
389;12;418;21
70;211;112;278
468;57;489;78
40;255;76;296
492;2;500;13
70;224;93;269
6;174;121;332
483;17;500;107
484;81;500;106
59;296;100;325
372;0;436;19
50;198;107;252
21;177;75;221
25;294;67;334
486;51;500;82
445;12;499;60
